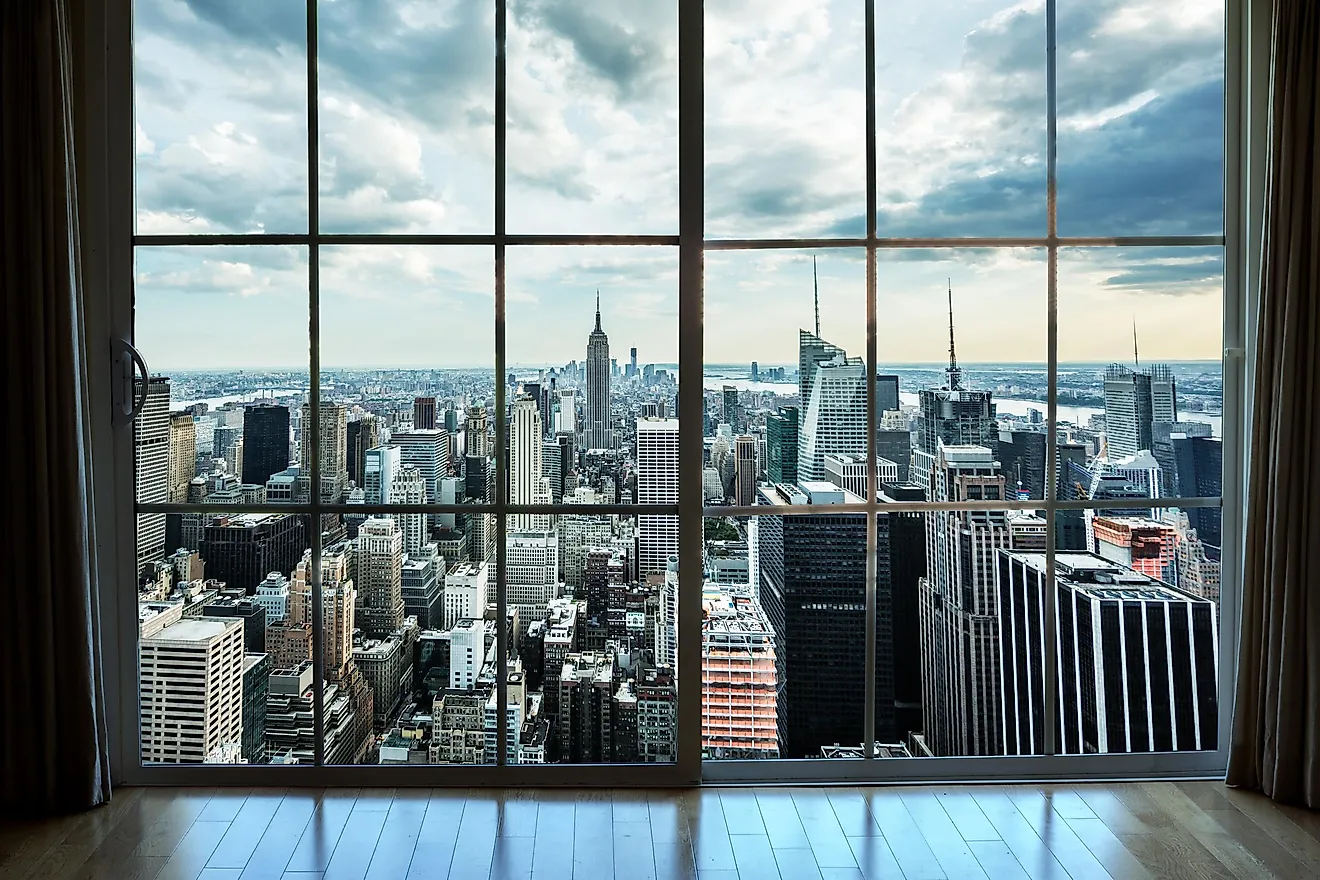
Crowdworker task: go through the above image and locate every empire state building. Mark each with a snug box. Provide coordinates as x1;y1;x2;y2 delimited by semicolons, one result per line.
585;292;612;450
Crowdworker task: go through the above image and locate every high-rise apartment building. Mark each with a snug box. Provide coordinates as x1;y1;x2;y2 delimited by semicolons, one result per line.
733;435;758;506
414;396;437;430
918;445;1010;757
636;418;680;576
756;481;892;756
1092;516;1177;582
355;517;405;639
511;395;543;531
242;403;290;489
465;405;490;458
168;410;196;503
135;376;171;569
999;552;1217;755
297;401;348;503
390;465;427;555
765;407;798;485
139;610;244;764
557;651;616;763
702;585;780;759
585;295;612;450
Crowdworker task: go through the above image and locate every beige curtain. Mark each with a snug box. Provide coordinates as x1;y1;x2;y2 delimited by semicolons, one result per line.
0;0;112;813
1227;0;1320;808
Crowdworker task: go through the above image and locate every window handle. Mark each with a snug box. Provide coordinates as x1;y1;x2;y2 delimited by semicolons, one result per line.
111;337;150;428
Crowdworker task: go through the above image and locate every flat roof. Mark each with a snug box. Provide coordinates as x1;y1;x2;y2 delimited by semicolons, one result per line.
142;617;236;643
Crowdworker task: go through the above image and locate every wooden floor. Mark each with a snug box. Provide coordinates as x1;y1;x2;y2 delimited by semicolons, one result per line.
1;782;1317;880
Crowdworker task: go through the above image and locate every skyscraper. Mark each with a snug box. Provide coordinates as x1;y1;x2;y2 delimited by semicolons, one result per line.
585;293;612;450
506;530;560;625
918;445;1011;757
1172;435;1223;550
1104;363;1176;459
734;435;758;506
797;356;867;483
390;465;427;555
511;395;544;531
465;405;490;458
702;585;780;759
356;517;405;639
636;418;680;576
756;482;892;756
414;396;437;430
363;444;400;506
135;376;171;569
199;513;305;596
242;403;290;489
878;483;927;738
297;401;348;503
346;415;379;488
168;411;196;503
765;407;798;485
999;552;1217;755
554;389;577;436
798;329;847;409
876;374;900;415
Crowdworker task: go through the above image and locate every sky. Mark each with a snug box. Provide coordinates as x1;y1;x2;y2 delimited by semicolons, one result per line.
132;0;1225;371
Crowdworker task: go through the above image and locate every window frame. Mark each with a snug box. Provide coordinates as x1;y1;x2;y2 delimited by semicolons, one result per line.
87;0;1263;786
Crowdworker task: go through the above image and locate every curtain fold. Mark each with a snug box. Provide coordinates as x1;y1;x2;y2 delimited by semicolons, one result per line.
0;0;113;814
1226;0;1320;808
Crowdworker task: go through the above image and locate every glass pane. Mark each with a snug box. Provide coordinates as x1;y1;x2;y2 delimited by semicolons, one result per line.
1041;511;1219;754
877;248;1047;499
133;0;308;234
875;1;1046;237
507;0;678;234
506;246;678;465
1058;246;1223;505
705;1;866;238
1057;1;1225;236
704;249;866;502
317;2;496;233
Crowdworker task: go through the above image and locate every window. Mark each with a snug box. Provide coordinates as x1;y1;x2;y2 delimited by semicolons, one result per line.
125;0;1232;780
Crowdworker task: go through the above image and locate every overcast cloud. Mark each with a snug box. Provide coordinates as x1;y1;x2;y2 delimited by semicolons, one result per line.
133;0;1225;371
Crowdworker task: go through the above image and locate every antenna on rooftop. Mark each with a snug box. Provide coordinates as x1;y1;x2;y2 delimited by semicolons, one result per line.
1133;317;1140;368
813;255;820;338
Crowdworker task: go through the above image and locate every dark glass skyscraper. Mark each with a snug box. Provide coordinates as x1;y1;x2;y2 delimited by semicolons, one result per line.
766;407;799;485
242;403;290;488
199;512;306;596
1173;435;1223;551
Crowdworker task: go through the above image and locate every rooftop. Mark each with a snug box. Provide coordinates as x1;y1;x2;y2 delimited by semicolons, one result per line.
142;617;237;643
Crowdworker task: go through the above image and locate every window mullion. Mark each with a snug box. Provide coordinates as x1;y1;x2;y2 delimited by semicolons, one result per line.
1043;0;1060;759
863;0;879;761
494;0;509;768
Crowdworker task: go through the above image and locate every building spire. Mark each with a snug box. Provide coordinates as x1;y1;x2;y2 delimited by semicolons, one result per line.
1133;317;1140;368
947;278;962;390
595;289;602;333
812;255;820;337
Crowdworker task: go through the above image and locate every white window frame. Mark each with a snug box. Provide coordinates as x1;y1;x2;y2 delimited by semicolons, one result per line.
78;0;1266;786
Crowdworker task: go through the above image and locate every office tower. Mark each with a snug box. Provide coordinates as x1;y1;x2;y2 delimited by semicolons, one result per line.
1104;363;1175;459
392;429;451;504
297;401;348;503
878;484;927;737
1173;511;1222;602
449;617;486;690
414;396;437;430
1151;421;1212;495
346;415;379;488
555;389;577;435
465;405;490;458
507;530;560;624
401;544;443;629
756;482;892;756
734;435;758;506
751;361;759;381
241;403;290;489
444;561;489;628
265;661;371;765
636;418;680;576
722;386;740;432
585;293;612;450
199;513;305;595
289;545;358;681
797;357;868;482
702;586;780;759
1150;364;1178;423
511;396;543;531
637;666;677;762
798;329;847;408
543;433;573;503
241;653;269;764
135;376;171;570
918;445;1010;757
1092;516;1176;581
997;430;1046;499
630;347;638;378
875;428;912;484
999;552;1217;754
557;651;616;763
876;374;900;415
213;424;241;470
356;517;405;639
765;407;798;485
486;676;526;765
253;572;290;623
390;465;427;554
1172;435;1223;550
822;452;896;499
139;610;244;763
168;411;196;503
363;444;400;506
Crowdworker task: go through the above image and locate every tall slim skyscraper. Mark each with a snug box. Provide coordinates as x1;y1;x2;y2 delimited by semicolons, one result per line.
1104;363;1175;459
465;405;490;458
346;415;380;488
585;293;612;450
356;517;405;639
918;445;1011;757
734;435;758;506
1172;435;1223;550
765;407;799;485
797;356;867;483
392;429;451;512
135;376;171;569
637;418;680;576
511;396;544;531
879;483;927;737
414;396;437;430
554;389;577;435
298;401;348;503
390;465;427;555
168;411;197;503
242;403;290;488
798;329;847;409
363;445;400;506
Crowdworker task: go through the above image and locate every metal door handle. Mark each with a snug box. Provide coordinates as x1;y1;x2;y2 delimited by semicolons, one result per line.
111;337;150;427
